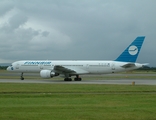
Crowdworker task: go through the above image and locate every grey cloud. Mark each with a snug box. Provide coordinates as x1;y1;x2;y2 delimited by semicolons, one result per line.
0;0;156;66
42;31;49;37
0;0;14;16
9;13;28;30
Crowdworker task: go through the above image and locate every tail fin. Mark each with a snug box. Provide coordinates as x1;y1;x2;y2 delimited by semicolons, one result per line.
115;36;145;62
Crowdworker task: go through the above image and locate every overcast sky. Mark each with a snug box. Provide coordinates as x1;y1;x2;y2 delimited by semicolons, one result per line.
0;0;156;66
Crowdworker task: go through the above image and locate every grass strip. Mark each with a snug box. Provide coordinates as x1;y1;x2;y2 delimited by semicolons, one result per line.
0;83;156;120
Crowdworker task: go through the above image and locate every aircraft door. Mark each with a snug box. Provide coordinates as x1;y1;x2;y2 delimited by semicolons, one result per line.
86;64;89;69
15;63;20;69
111;62;115;73
40;64;44;69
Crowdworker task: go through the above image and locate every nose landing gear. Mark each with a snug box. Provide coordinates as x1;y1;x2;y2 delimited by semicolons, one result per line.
21;73;24;80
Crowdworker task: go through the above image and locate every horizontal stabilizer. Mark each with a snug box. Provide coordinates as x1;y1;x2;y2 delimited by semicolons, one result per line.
142;63;150;67
121;63;135;68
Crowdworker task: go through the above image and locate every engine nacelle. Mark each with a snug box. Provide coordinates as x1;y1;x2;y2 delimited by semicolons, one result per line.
40;70;57;79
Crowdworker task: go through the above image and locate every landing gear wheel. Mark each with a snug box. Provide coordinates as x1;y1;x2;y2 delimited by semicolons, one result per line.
74;78;82;81
64;78;72;81
74;75;82;81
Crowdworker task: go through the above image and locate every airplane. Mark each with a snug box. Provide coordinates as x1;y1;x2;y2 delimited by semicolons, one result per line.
7;36;146;81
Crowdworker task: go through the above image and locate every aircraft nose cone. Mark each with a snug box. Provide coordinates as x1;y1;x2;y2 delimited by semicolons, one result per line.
7;66;13;71
7;67;10;71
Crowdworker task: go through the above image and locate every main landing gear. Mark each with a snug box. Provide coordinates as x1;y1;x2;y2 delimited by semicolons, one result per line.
21;72;24;80
74;75;82;81
64;78;72;81
64;75;82;81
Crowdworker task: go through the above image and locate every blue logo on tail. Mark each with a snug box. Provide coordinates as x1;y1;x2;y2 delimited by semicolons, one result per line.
128;45;138;55
115;36;145;62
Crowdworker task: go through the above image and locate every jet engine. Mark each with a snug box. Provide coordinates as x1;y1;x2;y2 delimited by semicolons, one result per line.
40;70;59;78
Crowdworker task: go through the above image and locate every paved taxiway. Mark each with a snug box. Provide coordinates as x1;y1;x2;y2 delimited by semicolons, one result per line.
0;79;156;85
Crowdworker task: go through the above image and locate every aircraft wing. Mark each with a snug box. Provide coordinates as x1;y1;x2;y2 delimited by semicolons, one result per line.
53;65;89;74
121;63;136;68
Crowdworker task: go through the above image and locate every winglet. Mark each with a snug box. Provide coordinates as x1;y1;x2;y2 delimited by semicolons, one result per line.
115;36;145;62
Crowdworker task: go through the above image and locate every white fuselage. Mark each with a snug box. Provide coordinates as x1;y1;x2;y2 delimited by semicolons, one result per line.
7;60;143;74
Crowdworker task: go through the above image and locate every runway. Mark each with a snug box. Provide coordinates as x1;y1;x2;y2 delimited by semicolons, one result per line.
1;71;156;85
0;79;156;85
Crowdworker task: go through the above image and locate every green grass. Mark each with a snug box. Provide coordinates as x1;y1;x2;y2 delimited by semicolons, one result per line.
0;83;156;120
1;70;156;119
